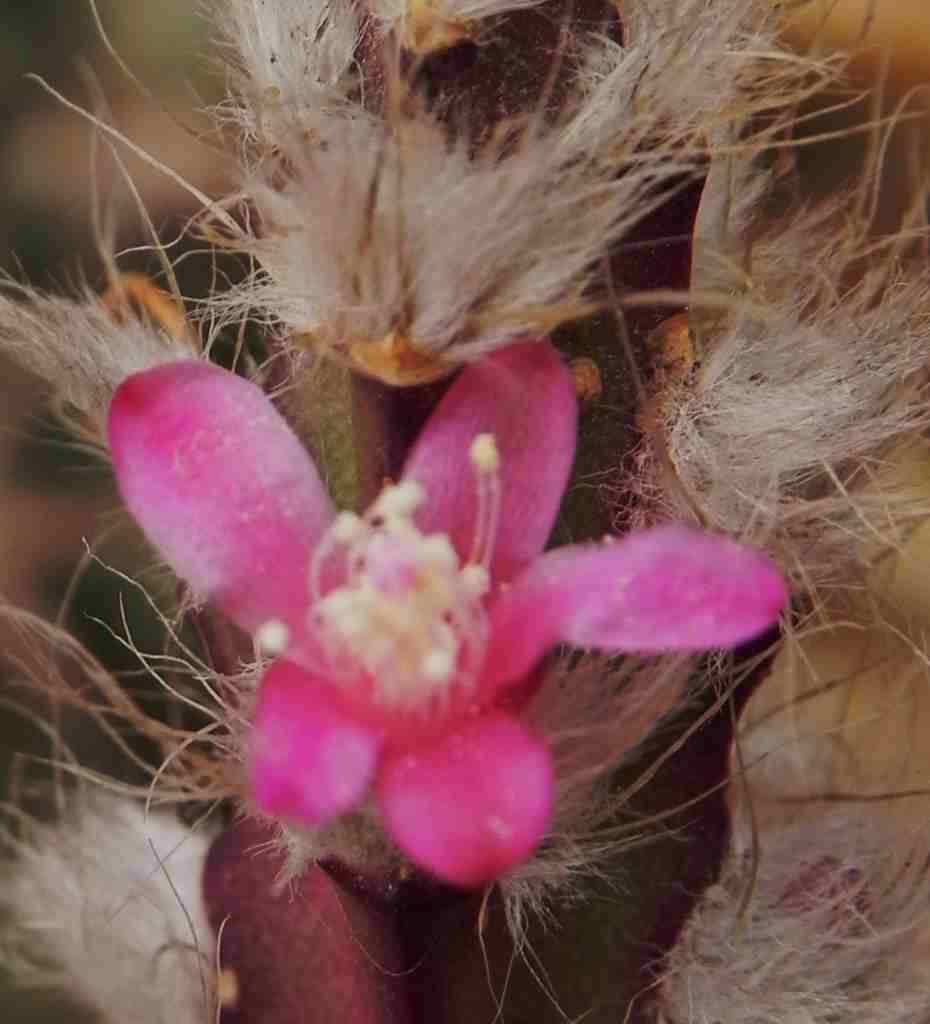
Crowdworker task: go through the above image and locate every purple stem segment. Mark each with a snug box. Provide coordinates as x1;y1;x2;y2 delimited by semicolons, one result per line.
203;820;411;1023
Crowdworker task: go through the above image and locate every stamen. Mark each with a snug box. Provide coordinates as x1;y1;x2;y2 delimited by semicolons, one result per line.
309;511;368;603
332;511;365;545
480;473;501;570
325;589;371;638
422;648;455;682
461;564;490;597
420;534;458;571
469;434;500;474
372;481;426;519
255;619;290;656
468;433;502;568
306;468;495;711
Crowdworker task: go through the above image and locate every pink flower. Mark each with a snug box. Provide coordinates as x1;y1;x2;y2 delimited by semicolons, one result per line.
108;341;787;887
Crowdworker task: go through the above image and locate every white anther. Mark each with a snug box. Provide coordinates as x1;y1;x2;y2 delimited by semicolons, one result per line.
335;605;370;639
420;534;459;570
421;647;455;682
460;563;490;597
374;481;426;518
255;619;290;656
381;600;417;632
469;433;500;474
316;589;358;630
332;511;366;545
468;434;502;568
307;465;494;707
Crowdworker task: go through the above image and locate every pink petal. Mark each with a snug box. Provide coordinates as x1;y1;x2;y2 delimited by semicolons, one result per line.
400;340;576;583
378;713;553;887
251;659;381;826
482;525;788;692
108;360;332;636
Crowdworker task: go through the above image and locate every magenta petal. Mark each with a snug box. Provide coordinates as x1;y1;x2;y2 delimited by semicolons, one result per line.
108;360;331;635
378;713;553;887
252;660;380;826
400;340;576;583
482;526;788;691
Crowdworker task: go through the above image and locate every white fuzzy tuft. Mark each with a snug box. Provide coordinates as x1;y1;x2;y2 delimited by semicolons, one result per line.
0;283;189;440
726;471;930;839
657;160;930;600
657;814;930;1024
208;0;813;379
212;0;361;146
1;795;216;1024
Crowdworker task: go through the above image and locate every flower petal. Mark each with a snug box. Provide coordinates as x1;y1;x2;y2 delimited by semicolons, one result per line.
108;360;331;636
400;340;576;583
251;659;381;826
378;713;553;887
482;526;788;692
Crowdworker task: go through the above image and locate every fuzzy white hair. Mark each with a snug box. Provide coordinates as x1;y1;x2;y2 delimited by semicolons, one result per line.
500;651;696;928
1;795;215;1024
724;466;930;840
213;0;362;146
657;474;930;1023
657;813;930;1024
219;103;699;368
209;0;812;380
0;283;189;440
656;157;930;599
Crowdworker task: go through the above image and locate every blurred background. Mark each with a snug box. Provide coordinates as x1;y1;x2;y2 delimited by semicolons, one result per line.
0;7;221;1017
0;0;227;776
0;0;929;1019
0;0;222;281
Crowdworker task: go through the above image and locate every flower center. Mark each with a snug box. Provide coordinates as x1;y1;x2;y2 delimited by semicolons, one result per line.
304;435;501;710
